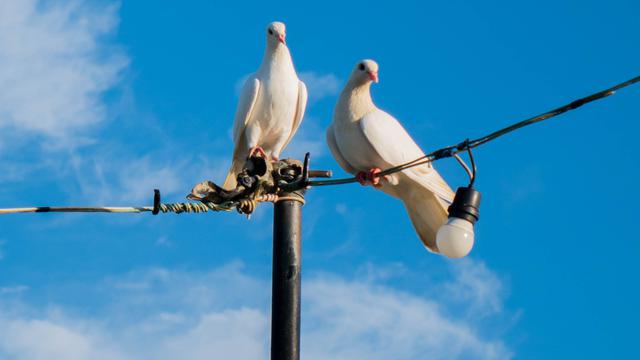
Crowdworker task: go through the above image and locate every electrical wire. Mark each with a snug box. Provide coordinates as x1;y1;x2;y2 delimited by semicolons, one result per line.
0;74;637;215
308;75;640;187
0;195;280;215
0;203;233;215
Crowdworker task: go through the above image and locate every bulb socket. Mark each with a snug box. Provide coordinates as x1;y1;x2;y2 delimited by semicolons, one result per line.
448;186;481;225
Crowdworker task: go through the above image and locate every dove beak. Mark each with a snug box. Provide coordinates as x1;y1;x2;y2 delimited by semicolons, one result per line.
368;71;379;83
278;34;286;44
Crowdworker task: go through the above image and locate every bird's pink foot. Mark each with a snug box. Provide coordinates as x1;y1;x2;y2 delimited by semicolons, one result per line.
368;167;383;188
271;155;279;162
356;167;386;188
248;146;267;159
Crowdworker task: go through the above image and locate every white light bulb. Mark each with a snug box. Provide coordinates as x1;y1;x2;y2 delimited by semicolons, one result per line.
436;218;475;258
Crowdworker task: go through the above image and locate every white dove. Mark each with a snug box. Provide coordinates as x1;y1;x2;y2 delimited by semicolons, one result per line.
223;21;308;190
327;59;454;253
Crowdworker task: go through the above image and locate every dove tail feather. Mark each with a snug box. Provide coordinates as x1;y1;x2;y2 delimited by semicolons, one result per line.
223;133;249;191
402;190;449;253
222;159;243;190
395;176;452;253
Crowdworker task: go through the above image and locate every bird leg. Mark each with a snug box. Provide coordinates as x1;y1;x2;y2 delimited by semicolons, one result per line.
248;146;267;159
368;167;383;188
356;171;368;185
356;167;388;188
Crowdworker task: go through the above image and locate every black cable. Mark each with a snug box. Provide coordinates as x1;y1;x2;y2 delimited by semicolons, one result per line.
468;146;477;187
309;74;640;187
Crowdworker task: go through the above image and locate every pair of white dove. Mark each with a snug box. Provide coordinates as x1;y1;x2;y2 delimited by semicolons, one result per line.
225;21;455;256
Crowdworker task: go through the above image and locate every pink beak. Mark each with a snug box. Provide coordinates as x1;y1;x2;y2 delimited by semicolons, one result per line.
278;34;286;44
368;71;379;83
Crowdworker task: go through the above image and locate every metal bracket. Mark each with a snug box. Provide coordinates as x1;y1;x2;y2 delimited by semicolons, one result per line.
186;153;332;212
152;189;161;215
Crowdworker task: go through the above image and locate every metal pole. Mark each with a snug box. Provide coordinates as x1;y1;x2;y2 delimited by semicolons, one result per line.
271;191;304;360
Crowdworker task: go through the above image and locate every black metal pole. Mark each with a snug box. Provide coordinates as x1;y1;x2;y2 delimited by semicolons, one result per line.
271;191;304;360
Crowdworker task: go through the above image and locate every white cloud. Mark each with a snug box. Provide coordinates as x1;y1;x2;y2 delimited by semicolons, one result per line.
0;0;127;145
442;259;505;318
58;149;229;205
0;261;513;359
0;285;29;295
0;0;138;210
0;317;127;360
299;71;341;102
154;236;171;247
303;274;509;360
74;155;187;204
281;115;326;159
0;0;213;209
159;309;268;360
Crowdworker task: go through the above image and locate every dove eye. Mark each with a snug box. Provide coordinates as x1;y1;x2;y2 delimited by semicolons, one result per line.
268;29;274;35
358;63;365;71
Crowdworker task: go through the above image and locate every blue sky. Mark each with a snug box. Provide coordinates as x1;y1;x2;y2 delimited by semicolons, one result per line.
0;0;638;358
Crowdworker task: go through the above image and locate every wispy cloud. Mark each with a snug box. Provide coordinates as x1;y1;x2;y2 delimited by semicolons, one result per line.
442;259;506;318
0;285;29;295
62;150;229;205
0;0;127;146
0;317;127;360
282;115;327;159
69;154;190;204
299;71;341;102
0;0;169;208
303;273;510;360
0;0;233;222
0;261;513;359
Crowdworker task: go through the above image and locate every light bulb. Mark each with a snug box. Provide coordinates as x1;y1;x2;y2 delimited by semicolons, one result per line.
436;186;481;259
436;218;474;258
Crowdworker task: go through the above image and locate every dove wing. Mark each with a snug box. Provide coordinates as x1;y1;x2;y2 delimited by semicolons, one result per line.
222;77;261;190
232;77;261;147
282;80;308;150
326;122;357;174
359;110;454;204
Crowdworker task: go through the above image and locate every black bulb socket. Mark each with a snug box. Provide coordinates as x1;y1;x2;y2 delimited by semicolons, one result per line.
448;186;481;225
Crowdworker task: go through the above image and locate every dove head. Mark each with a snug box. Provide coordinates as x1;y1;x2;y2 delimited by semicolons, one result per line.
349;59;379;86
266;21;286;46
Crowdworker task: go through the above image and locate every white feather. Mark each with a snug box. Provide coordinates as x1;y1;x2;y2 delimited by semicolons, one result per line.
327;59;454;252
223;22;307;190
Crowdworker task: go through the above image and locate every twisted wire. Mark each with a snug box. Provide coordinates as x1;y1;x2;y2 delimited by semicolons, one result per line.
0;194;280;216
157;201;237;213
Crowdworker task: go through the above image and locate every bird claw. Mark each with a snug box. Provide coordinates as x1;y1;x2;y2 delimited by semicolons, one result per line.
368;168;384;188
356;167;387;188
356;171;368;185
248;146;268;159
